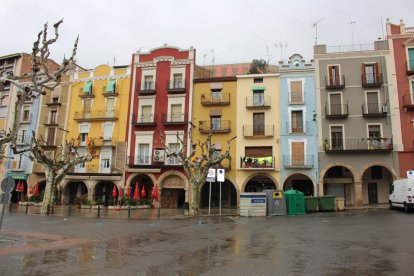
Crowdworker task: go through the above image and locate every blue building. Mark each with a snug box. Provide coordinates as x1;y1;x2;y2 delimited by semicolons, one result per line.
279;54;318;196
6;92;41;202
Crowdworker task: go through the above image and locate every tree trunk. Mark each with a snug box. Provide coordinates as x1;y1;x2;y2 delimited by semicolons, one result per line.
40;168;56;215
189;179;203;215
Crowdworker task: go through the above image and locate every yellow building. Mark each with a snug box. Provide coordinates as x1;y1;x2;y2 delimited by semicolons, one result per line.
63;64;130;205
193;77;238;208
236;74;281;192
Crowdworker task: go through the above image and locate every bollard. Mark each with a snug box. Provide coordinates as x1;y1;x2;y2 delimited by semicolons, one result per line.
68;204;72;216
25;203;29;215
97;205;100;218
128;205;131;219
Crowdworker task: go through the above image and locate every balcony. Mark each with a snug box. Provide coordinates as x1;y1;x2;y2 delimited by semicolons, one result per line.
199;120;231;134
131;155;152;166
289;91;304;104
102;86;119;97
325;75;345;90
74;110;118;122
403;93;414;110
407;60;414;75
283;155;314;169
6;160;26;172
286;121;308;134
243;125;274;138
167;80;186;94
362;73;383;88
78;88;95;99
137;82;156;95
362;103;388;118
73;163;119;174
162;113;187;125
240;156;274;170
94;137;117;148
131;113;156;126
246;96;271;109
201;92;230;106
42;116;58;126
324;137;393;153
45;101;62;107
164;155;182;166
325;104;349;119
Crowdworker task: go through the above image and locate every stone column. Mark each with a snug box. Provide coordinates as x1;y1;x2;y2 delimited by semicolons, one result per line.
318;180;324;196
354;181;363;206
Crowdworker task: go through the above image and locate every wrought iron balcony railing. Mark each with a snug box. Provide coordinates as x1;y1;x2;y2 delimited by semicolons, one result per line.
325;75;345;89
74;110;118;121
362;103;388;117
162;113;187;125
137;81;156;95
246;96;271;109
243;125;274;138
283;155;314;168
131;113;157;126
240;156;275;169
361;73;383;88
325;104;349;119
167;80;186;93
201;92;230;106
323;137;393;153
199;120;231;133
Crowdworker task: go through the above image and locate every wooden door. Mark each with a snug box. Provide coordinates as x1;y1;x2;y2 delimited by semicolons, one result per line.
291;142;305;166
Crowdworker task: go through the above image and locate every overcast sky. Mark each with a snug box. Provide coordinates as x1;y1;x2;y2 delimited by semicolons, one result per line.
1;0;412;68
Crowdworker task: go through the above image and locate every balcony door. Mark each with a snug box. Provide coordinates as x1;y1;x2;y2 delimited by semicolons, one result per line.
291;110;303;133
83;99;92;119
253;113;264;135
291;142;305;166
329;93;342;115
331;126;344;150
366;91;379;114
105;98;115;118
141;105;152;123
363;64;376;84
138;144;150;164
328;65;340;86
171;104;182;122
253;90;264;106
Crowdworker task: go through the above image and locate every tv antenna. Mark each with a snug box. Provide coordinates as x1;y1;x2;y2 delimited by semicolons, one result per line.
312;17;324;45
205;49;215;65
274;42;288;62
349;21;356;46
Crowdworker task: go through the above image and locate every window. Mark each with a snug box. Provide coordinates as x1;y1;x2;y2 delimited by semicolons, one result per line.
232;68;238;75
105;98;115;117
366;91;379;114
138;144;150;164
222;68;227;76
173;74;183;89
211;116;221;131
50;110;57;124
83;82;93;95
253;90;264;106
408;48;414;71
368;125;381;138
291;110;304;133
254;78;263;83
101;158;110;169
329;93;342;115
80;133;88;146
328;65;340;85
102;123;113;140
170;104;182;122
290;81;303;103
330;126;344;150
75;148;86;172
211;89;222;102
22;106;30;122
144;75;153;90
79;124;89;146
141;105;152;123
47;128;55;145
363;63;379;84
291;141;305;166
211;149;221;160
253;113;264;135
100;150;111;173
106;80;116;93
83;98;92;115
52;97;59;103
168;143;180;165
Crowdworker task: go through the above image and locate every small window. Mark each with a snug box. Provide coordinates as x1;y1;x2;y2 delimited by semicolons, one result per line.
232;68;238;75
222;68;227;76
254;78;263;83
52;97;59;103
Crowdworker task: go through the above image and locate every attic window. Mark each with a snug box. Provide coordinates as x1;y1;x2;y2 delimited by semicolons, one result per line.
254;78;263;83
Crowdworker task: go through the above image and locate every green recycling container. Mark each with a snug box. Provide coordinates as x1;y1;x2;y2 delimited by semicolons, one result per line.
318;195;336;212
284;190;305;215
304;196;319;213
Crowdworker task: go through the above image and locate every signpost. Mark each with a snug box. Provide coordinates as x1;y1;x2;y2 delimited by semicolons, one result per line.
217;169;225;215
206;168;216;215
0;176;15;231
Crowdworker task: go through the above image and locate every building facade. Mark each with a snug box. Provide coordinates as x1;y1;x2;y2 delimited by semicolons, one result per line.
63;64;130;205
236;74;281;193
193;76;238;208
125;46;195;209
279;54;318;196
314;41;401;206
386;19;414;178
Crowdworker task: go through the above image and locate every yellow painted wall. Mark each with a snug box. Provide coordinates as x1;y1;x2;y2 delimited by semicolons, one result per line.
236;74;281;191
66;64;130;173
192;80;237;190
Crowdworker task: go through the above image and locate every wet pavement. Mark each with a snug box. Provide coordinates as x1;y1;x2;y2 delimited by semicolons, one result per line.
0;209;413;275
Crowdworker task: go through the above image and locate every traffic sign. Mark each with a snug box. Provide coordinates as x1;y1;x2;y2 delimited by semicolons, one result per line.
206;168;216;182
217;169;225;182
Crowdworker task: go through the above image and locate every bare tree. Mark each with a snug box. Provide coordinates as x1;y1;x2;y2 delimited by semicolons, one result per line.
159;126;235;215
12;134;99;214
0;19;78;157
0;20;79;214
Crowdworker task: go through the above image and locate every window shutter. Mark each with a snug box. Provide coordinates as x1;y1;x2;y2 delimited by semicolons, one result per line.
374;63;380;82
362;64;367;83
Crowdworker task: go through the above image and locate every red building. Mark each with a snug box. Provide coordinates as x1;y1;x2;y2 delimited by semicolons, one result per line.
387;19;414;178
125;45;195;208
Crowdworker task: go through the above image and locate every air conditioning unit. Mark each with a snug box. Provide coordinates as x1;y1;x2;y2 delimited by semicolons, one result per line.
153;149;165;162
382;105;388;113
